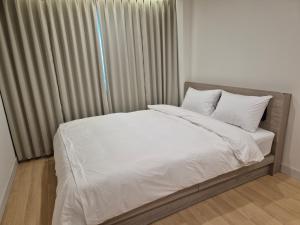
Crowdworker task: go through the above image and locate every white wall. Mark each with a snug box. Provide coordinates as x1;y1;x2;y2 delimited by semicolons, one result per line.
181;0;300;178
0;94;16;220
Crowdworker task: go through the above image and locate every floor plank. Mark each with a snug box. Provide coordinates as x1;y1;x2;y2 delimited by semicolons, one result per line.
1;158;300;225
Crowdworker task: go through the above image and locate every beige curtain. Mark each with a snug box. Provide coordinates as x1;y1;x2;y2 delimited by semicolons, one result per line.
0;0;64;160
0;0;179;161
98;0;179;112
46;0;111;121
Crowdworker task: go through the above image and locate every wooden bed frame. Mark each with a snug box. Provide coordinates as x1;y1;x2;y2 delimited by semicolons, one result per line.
100;82;291;225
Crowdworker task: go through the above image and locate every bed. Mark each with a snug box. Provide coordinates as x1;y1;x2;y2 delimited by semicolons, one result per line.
52;82;291;225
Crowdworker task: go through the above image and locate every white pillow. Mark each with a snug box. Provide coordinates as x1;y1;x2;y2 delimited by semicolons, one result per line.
212;91;272;132
182;88;221;116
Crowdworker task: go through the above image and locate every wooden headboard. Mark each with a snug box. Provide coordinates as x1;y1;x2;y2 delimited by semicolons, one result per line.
184;82;291;174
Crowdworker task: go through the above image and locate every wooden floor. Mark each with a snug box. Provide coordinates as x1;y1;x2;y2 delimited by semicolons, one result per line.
1;159;300;225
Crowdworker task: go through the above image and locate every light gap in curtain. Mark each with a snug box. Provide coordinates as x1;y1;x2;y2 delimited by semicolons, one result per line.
96;7;109;94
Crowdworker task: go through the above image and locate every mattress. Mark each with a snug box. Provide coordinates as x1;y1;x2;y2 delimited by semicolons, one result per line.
52;105;265;225
248;128;275;156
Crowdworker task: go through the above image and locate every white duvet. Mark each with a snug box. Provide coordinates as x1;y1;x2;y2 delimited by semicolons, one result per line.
52;105;264;225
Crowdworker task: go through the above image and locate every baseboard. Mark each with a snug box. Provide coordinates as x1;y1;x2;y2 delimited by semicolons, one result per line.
0;160;17;222
281;164;300;180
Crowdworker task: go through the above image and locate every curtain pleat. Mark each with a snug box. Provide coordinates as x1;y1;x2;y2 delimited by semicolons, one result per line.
0;0;179;161
0;0;64;160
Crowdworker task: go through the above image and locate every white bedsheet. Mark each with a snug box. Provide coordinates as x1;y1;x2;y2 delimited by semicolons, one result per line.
248;128;275;156
52;105;264;225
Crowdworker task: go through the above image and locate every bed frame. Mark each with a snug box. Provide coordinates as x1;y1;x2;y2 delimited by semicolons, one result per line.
101;82;291;225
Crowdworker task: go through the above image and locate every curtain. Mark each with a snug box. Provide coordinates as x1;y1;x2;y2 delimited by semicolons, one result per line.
0;0;64;160
0;0;179;161
46;0;111;121
98;0;179;112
